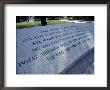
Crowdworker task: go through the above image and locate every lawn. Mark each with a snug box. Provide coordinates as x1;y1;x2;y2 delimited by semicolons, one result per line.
47;20;69;25
16;20;69;29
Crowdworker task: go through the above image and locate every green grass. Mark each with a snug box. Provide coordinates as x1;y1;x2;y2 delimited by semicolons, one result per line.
47;20;68;25
16;21;41;29
16;20;69;29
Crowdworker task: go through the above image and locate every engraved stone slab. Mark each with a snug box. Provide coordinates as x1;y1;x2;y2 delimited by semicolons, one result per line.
16;23;94;74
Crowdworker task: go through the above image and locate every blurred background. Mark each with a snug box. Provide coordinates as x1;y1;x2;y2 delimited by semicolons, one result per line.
16;16;94;29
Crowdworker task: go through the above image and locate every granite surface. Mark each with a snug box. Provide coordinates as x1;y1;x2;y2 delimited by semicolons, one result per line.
16;23;94;74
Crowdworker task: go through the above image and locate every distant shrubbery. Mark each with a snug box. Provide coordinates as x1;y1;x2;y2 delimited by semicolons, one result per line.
67;16;94;21
16;16;94;29
16;16;94;23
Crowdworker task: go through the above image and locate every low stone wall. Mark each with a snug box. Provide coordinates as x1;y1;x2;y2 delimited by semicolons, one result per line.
16;23;94;74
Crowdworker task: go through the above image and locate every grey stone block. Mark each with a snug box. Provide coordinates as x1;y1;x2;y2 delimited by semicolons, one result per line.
16;23;94;74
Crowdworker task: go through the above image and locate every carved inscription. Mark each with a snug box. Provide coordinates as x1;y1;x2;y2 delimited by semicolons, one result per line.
16;23;94;74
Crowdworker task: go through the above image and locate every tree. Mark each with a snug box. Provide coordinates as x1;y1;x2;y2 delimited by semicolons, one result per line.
40;16;47;26
16;16;29;23
34;16;41;21
16;16;21;23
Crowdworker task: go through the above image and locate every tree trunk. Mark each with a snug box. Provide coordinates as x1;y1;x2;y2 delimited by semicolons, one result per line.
40;16;47;26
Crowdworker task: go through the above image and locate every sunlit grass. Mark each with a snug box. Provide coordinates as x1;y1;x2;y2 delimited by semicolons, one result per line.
16;21;41;29
16;20;70;29
47;20;69;25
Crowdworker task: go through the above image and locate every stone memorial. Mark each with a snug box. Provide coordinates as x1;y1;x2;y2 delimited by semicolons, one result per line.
16;23;94;74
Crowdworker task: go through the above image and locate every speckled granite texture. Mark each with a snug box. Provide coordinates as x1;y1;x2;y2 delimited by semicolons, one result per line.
60;48;94;74
16;23;94;74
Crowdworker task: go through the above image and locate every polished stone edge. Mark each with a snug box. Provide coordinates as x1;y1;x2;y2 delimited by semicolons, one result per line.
60;48;94;74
